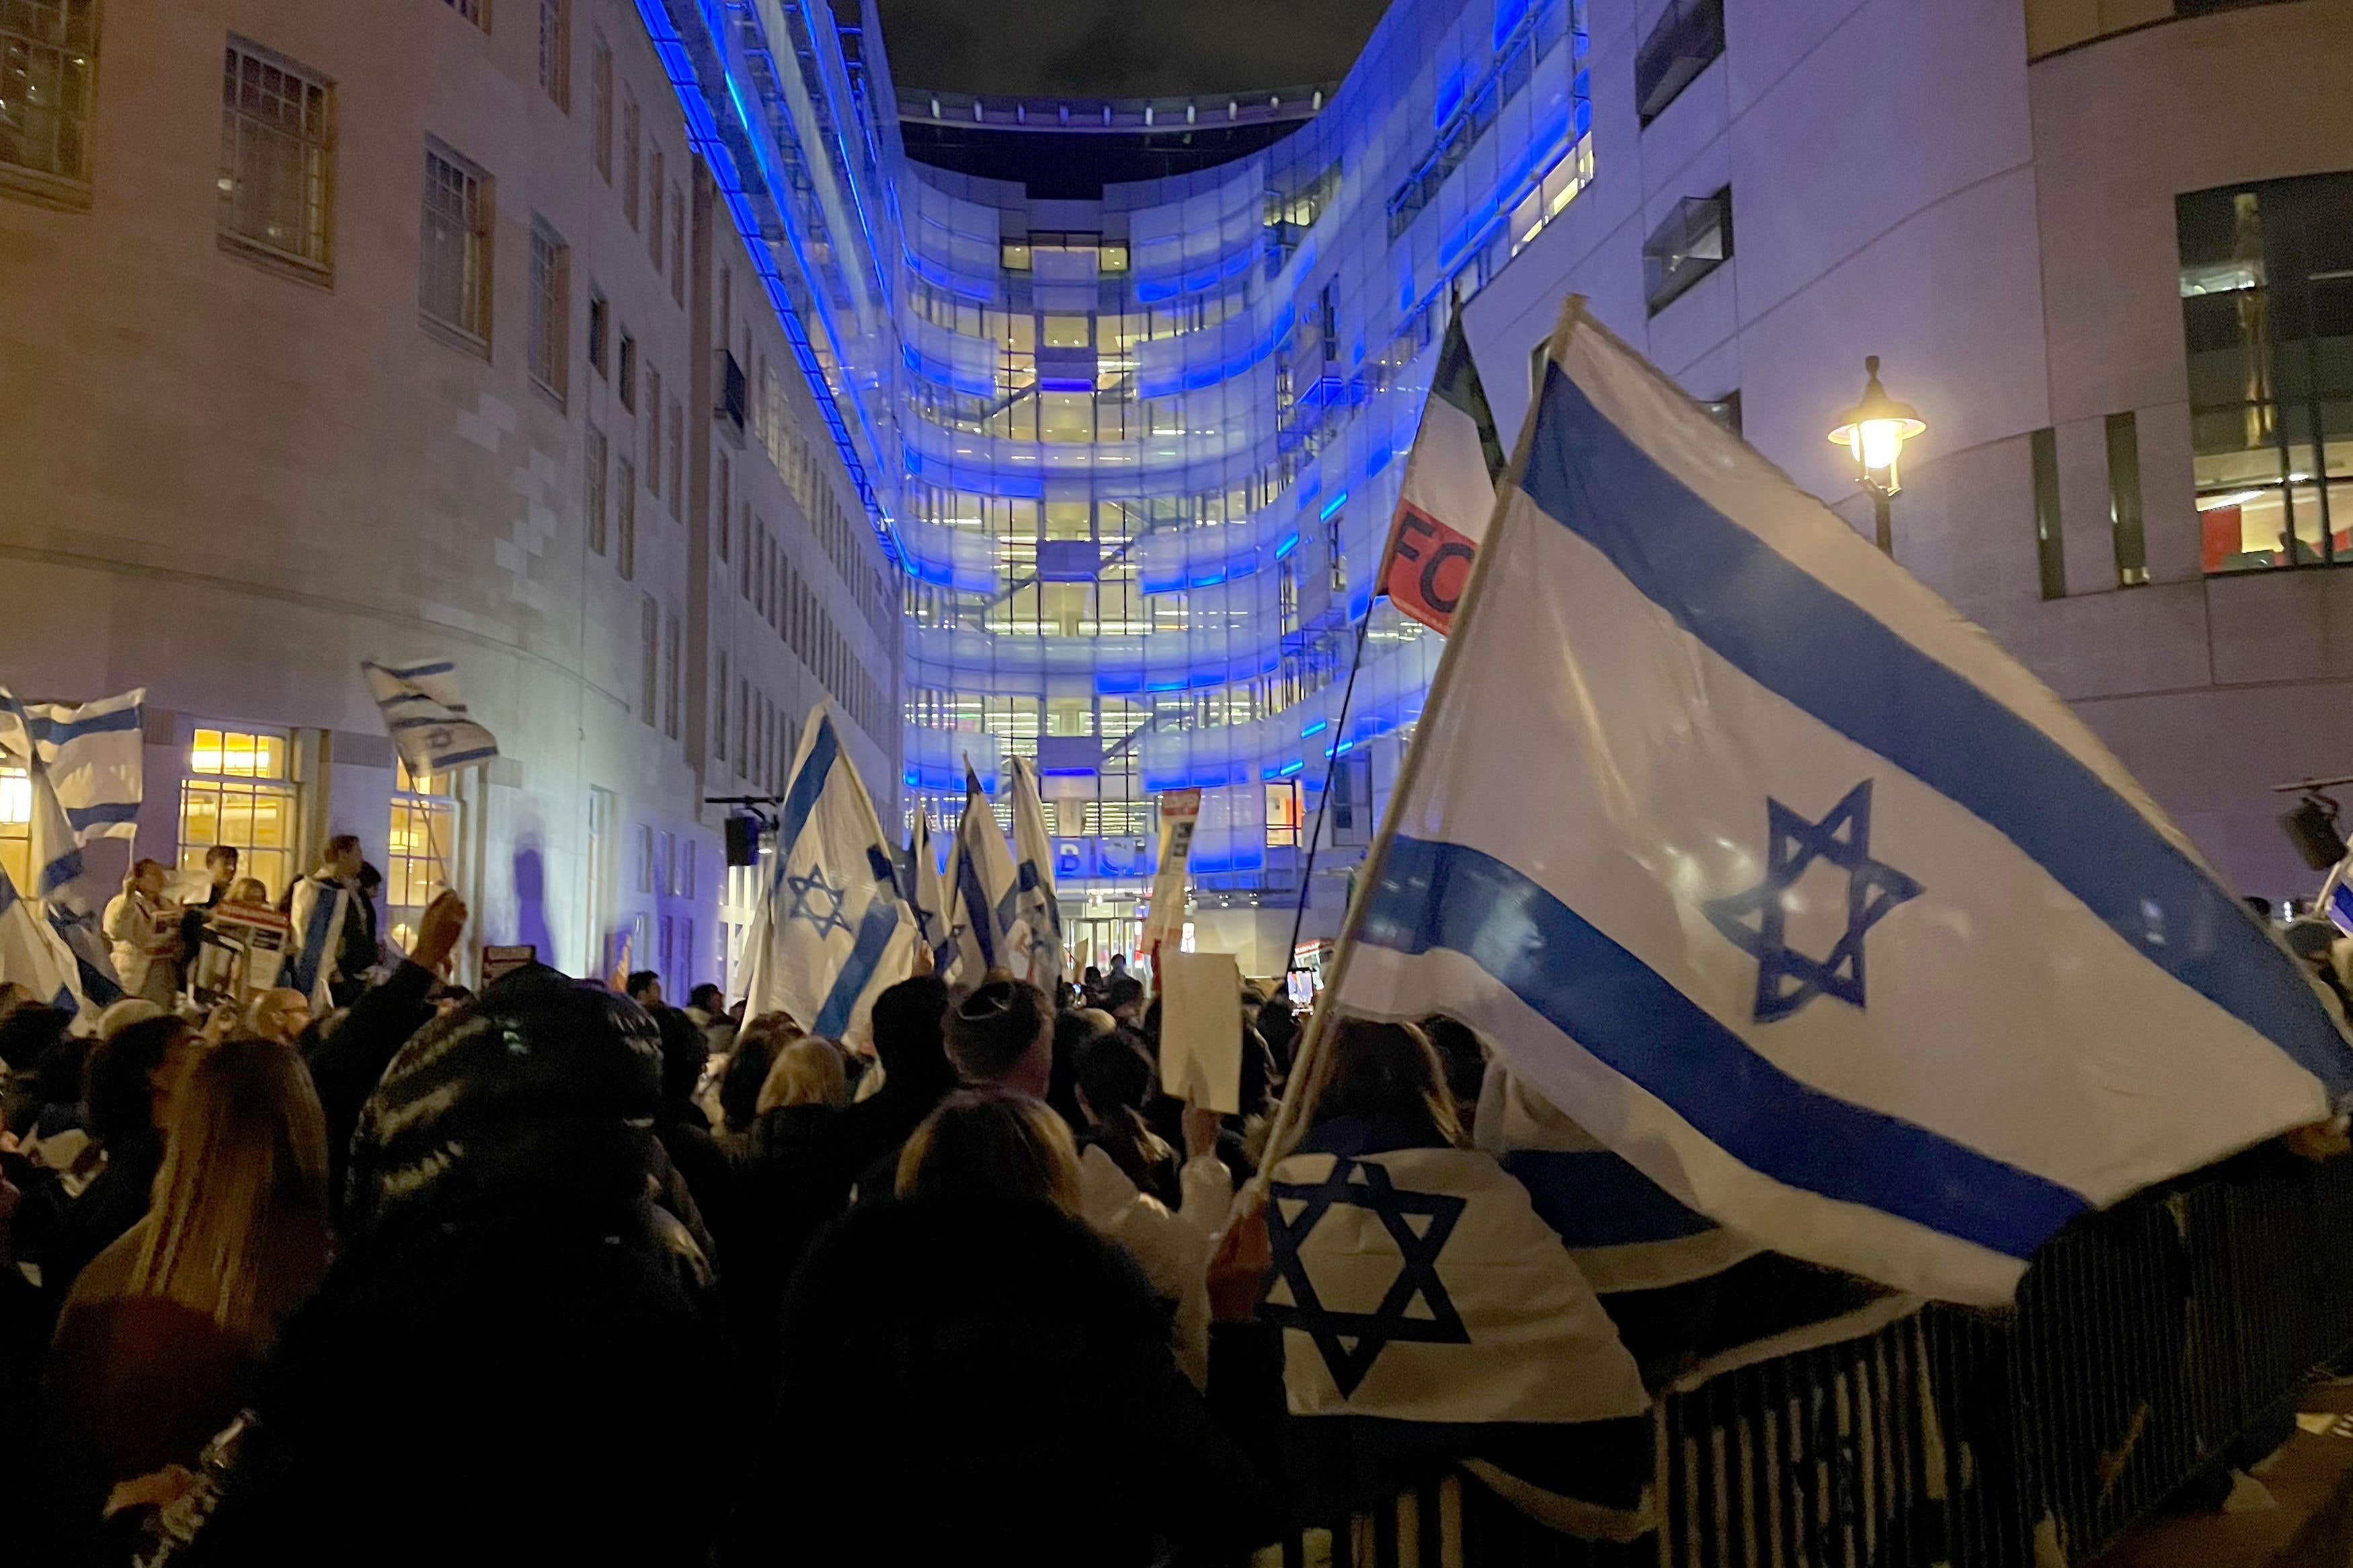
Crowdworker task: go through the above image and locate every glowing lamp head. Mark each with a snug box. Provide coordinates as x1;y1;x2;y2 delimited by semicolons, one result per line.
1827;356;1926;495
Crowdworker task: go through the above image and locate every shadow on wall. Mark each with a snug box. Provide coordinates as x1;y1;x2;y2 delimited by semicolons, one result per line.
510;837;557;966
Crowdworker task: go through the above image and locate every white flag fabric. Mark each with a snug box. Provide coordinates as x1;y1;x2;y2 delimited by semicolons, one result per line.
947;765;1022;983
0;686;145;841
286;876;354;1013
742;707;915;1043
901;814;954;979
1378;313;1502;636
362;659;500;776
1330;300;2353;1306
0;860;89;1014
1008;757;1064;994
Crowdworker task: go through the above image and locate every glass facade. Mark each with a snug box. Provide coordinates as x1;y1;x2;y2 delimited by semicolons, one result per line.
643;0;1595;923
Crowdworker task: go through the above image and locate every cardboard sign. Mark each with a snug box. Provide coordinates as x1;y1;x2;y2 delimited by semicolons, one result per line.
481;944;537;986
189;899;293;1007
1158;950;1243;1114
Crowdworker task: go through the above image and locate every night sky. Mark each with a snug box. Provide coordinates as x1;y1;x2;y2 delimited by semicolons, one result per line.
873;0;1390;97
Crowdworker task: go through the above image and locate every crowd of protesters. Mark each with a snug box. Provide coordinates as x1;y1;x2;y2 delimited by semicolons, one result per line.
0;843;1514;1568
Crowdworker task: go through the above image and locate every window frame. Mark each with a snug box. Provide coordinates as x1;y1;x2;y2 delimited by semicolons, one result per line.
616;456;637;579
216;34;335;279
536;0;568;111
177;723;297;900
1642;187;1732;316
420;137;493;352
585;425;608;554
590;29;612;180
0;0;102;205
527;216;570;403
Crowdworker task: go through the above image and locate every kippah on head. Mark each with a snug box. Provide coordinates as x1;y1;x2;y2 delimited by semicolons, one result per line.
944;979;1047;1086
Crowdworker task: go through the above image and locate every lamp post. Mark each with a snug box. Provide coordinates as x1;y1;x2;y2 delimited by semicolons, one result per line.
1826;356;1926;555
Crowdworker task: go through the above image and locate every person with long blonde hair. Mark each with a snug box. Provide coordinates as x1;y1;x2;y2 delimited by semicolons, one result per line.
43;1034;333;1526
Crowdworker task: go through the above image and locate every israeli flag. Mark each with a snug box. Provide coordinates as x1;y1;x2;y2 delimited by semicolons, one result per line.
1006;757;1064;994
0;860;91;1016
0;687;145;842
900;813;955;979
947;764;1023;983
741;706;915;1043
1331;300;2353;1306
362;659;500;775
286;876;353;1013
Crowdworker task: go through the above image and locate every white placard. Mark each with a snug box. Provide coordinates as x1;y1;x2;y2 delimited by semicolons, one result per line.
1158;949;1242;1114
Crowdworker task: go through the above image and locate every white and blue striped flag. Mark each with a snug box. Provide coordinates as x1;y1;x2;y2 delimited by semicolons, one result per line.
1008;757;1065;995
740;707;915;1044
948;763;1022;983
901;813;955;979
362;659;500;776
0;688;141;1010
0;860;89;1015
1330;300;2353;1306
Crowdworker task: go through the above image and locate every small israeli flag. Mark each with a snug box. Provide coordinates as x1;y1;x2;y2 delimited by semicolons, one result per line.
901;813;955;979
286;876;354;1013
362;659;500;776
1006;757;1065;994
1330;299;2353;1306
740;706;915;1043
947;764;1023;983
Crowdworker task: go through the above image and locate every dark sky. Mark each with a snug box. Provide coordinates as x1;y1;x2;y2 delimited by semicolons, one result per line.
873;0;1390;97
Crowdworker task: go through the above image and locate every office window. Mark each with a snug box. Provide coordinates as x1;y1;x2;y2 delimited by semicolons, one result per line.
1642;188;1731;315
646;368;663;499
634;824;654;895
217;38;333;274
0;0;98;192
667;399;682;516
681;840;696;899
590;30;610;179
714;650;728;760
528;219;569;400
387;761;456;952
586;290;608;376
2030;426;2066;601
621;89;639;228
2106;411;2150;587
716;458;730;556
737;680;750;778
640;595;658;724
420;139;491;345
664;611;682;739
671;191;685;306
584;426;608;554
2179;173;2353;573
536;0;567;110
177;727;295;897
648;147;664;268
616;457;636;578
441;0;485;26
1635;0;1724;126
618;331;636;409
1510;134;1594;256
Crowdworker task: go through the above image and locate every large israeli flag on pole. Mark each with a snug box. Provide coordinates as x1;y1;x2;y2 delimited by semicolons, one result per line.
742;706;915;1044
948;764;1021;983
0;687;145;841
1007;757;1064;994
1328;299;2353;1306
901;813;955;979
362;659;501;775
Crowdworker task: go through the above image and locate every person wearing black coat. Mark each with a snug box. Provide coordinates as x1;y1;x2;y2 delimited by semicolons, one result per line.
830;973;955;1199
133;962;737;1568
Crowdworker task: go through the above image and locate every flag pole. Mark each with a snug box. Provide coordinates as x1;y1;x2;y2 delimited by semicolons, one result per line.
1283;607;1374;974
1252;294;1588;1193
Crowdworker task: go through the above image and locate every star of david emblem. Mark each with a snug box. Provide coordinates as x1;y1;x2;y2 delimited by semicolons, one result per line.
1260;1155;1470;1397
785;867;854;942
1703;780;1923;1023
424;726;453;753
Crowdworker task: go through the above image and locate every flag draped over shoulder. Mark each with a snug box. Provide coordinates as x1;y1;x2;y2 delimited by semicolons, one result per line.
900;814;954;978
948;765;1021;983
1007;757;1064;994
742;708;914;1042
362;659;500;775
0;688;140;1010
1378;314;1502;636
1331;299;2353;1307
286;876;353;1013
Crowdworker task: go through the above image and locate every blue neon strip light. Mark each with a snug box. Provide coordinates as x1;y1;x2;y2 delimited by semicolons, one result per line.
1319;490;1351;520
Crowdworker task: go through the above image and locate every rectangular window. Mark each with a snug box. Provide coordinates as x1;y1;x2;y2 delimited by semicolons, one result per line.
640;595;658;724
681;841;696;899
2179;173;2353;575
664;611;682;739
528;219;568;400
737;680;750;778
671;190;686;306
1642;187;1731;315
177;727;296;898
616;457;636;578
621;89;639;228
634;824;653;895
217;38;333;274
667;399;683;516
618;331;636;409
584;426;608;554
2030;425;2066;602
649;148;664;267
1635;0;1725;125
420;139;491;345
715;459;731;557
536;0;567;110
590;31;611;180
387;761;456;950
0;0;99;190
645;369;662;498
714;649;728;760
1509;134;1595;256
441;0;485;26
586;290;608;376
2106;411;2149;587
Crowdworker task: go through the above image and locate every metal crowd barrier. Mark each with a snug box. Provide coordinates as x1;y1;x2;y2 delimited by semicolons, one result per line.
1277;1145;2353;1568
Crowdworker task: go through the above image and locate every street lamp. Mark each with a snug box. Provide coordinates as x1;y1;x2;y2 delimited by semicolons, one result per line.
1826;355;1927;555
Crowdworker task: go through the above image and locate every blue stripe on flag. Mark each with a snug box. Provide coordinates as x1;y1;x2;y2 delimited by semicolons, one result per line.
957;848;1000;970
23;705;141;748
427;745;498;770
290;885;341;999
1500;1148;1724;1249
813;901;904;1038
379;661;456;679
39;848;83;899
0;869;18;919
1360;834;2087;1261
776;718;840;883
1521;362;2353;1096
64;802;140;833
